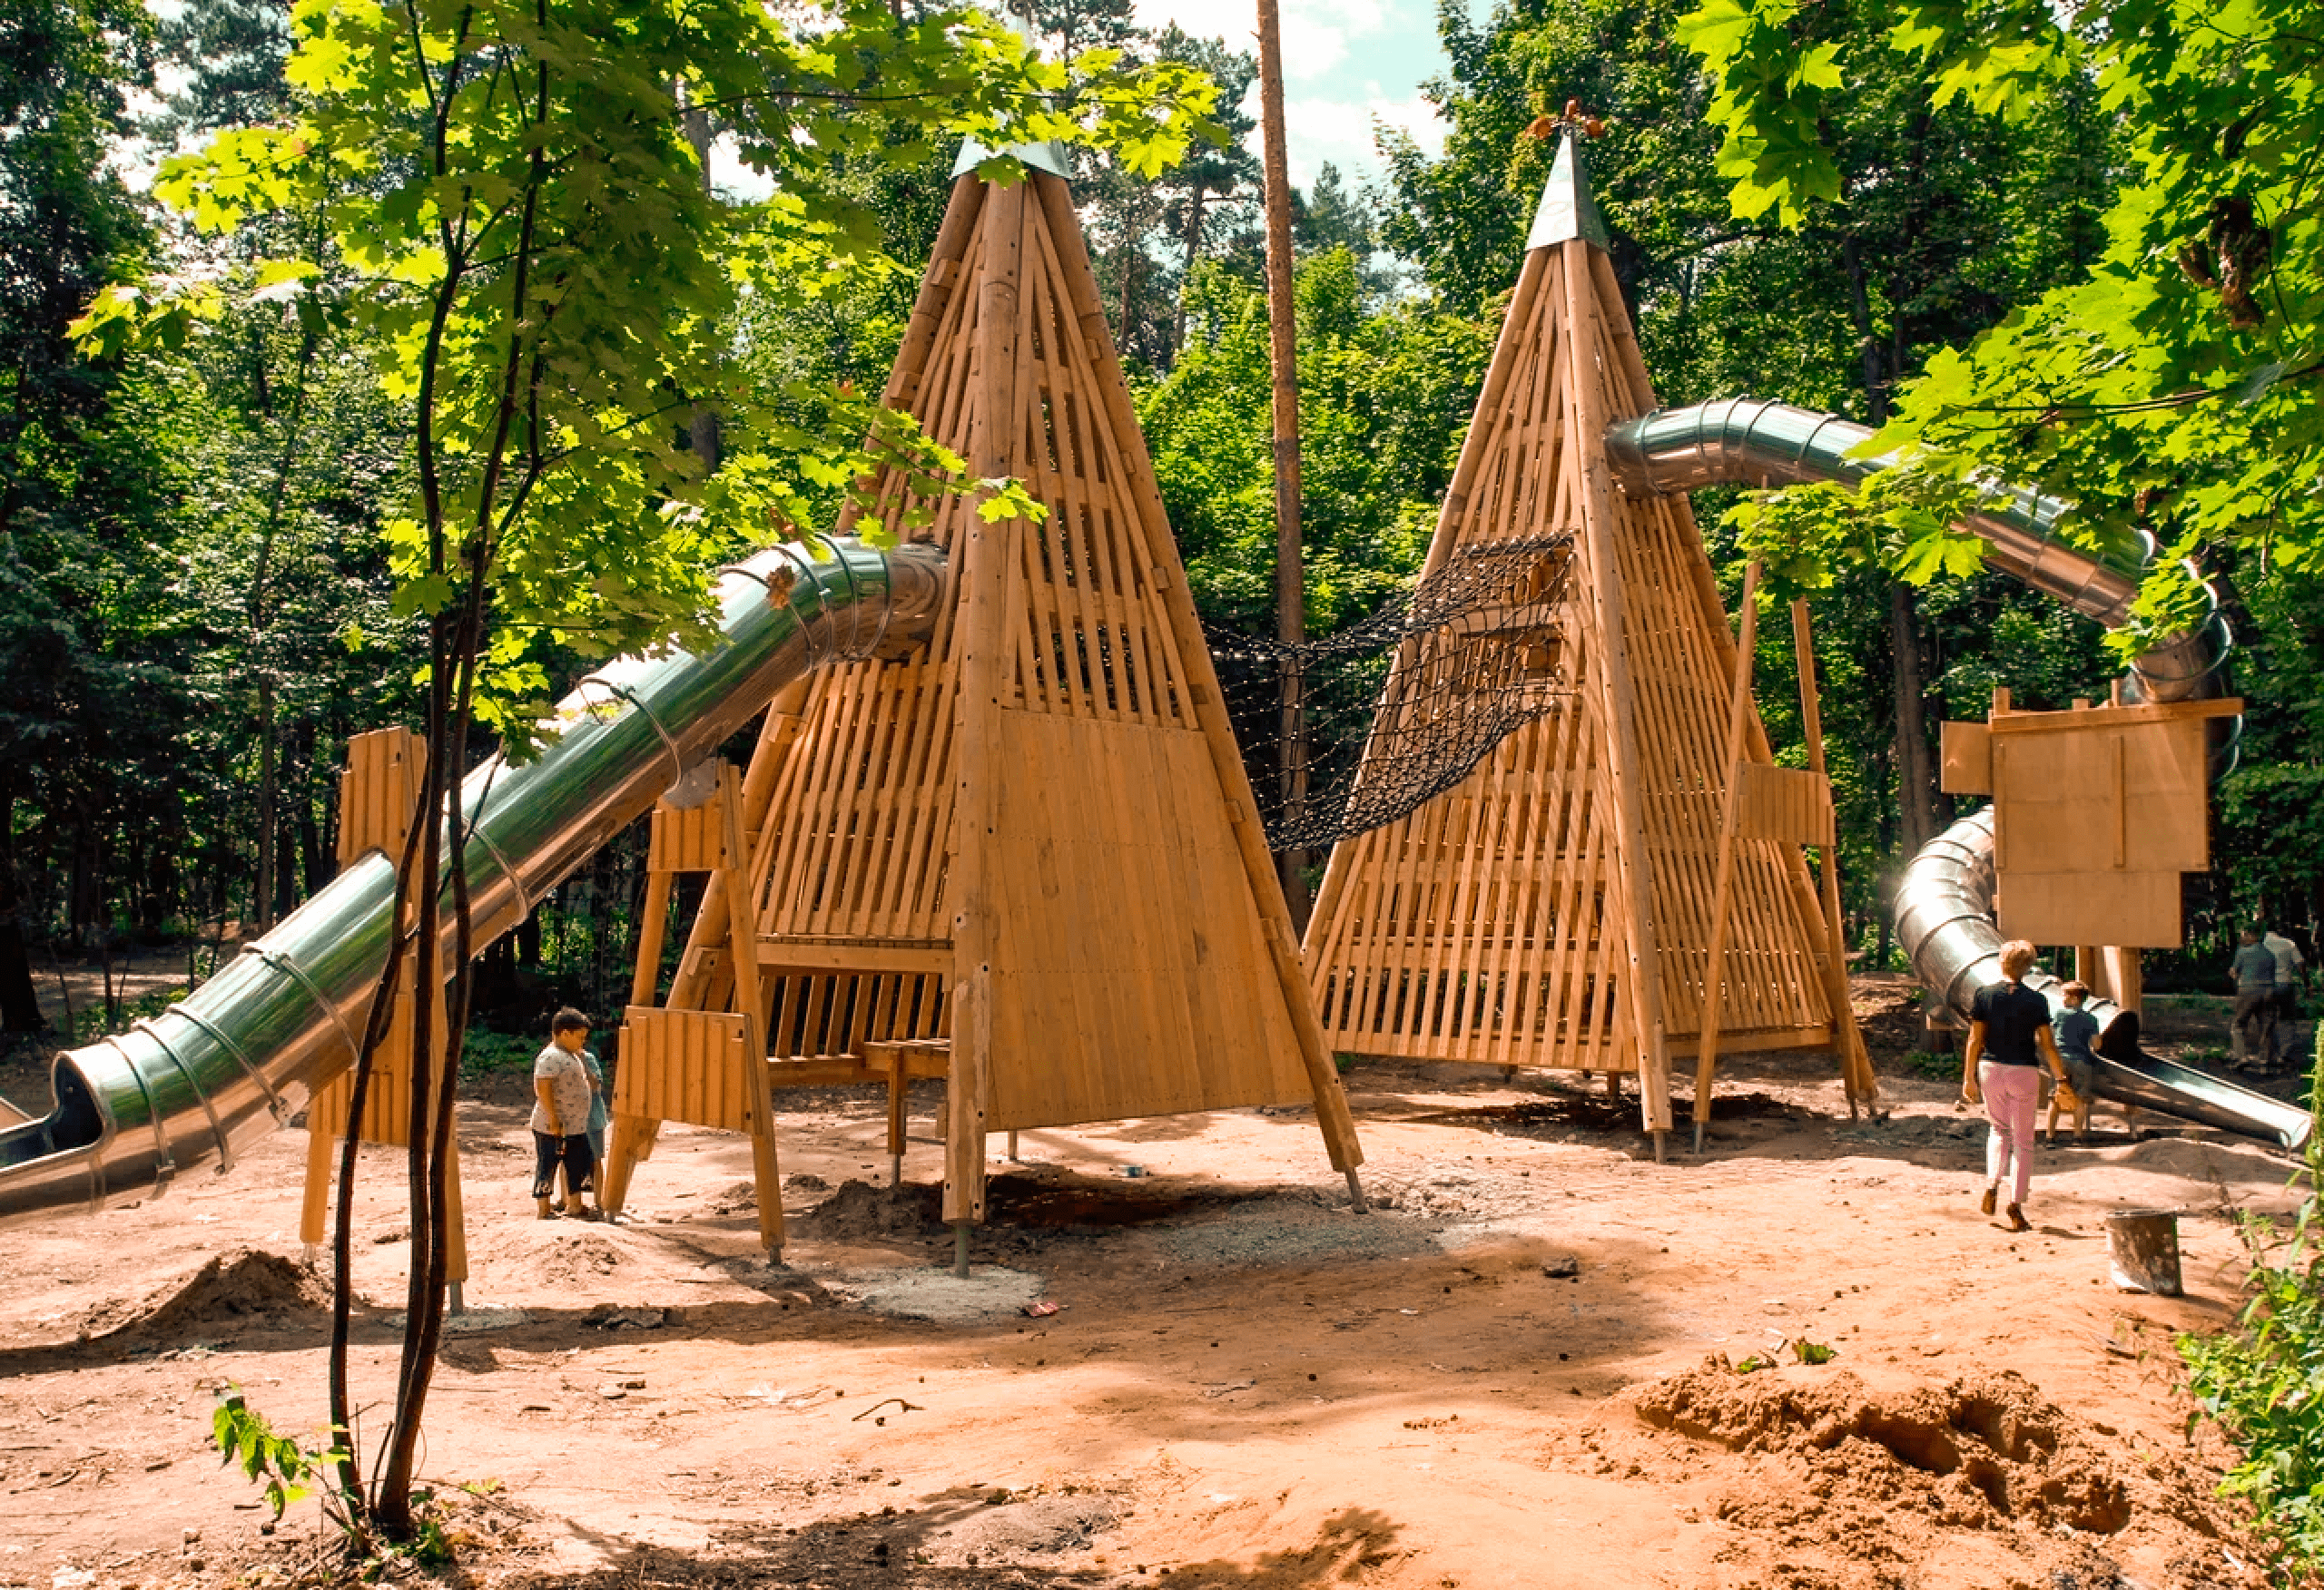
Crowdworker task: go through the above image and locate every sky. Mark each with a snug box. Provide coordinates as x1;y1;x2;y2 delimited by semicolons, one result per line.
1131;0;1456;191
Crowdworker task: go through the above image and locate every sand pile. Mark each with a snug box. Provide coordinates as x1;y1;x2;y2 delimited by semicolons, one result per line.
79;1248;330;1342
1605;1363;2263;1589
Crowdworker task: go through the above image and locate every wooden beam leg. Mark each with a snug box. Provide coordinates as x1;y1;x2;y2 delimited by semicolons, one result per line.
442;1136;468;1312
1693;563;1763;1153
1789;599;1876;1115
887;1053;909;1188
944;971;990;1270
300;1119;337;1264
601;1112;656;1217
718;782;785;1262
748;1094;787;1262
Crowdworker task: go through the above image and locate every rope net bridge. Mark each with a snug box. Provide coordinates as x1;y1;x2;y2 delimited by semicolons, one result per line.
1210;536;1581;853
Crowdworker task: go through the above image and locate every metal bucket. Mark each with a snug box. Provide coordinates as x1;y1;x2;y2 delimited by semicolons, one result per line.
2105;1208;2183;1296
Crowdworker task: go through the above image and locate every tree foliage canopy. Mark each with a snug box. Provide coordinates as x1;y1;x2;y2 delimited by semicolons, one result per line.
1679;0;2323;643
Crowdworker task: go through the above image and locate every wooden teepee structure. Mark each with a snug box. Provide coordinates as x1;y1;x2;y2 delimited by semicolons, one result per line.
606;146;1364;1251
1300;131;1866;1156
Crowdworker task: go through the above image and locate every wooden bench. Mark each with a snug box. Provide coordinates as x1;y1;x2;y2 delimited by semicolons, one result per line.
768;1038;952;1184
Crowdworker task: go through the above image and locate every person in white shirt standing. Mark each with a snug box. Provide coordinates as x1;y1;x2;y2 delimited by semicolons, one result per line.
2263;924;2308;1065
531;1007;600;1220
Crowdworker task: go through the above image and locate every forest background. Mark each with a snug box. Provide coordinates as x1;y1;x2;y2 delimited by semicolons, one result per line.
5;0;2319;1049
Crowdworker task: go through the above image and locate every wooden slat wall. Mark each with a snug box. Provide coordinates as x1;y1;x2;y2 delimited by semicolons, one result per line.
614;1006;751;1134
1305;243;1838;1073
691;167;1336;1147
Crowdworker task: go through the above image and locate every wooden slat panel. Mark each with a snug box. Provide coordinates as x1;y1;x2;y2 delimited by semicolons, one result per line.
1736;762;1836;848
615;1006;749;1133
1304;221;1842;1083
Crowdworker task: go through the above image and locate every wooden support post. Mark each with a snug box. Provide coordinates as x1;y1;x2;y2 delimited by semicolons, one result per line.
1692;562;1762;1153
631;869;675;1008
1030;171;1367;1191
1791;598;1876;1114
602;1113;651;1214
719;768;784;1260
300;1115;334;1262
1561;239;1672;1144
665;679;812;1016
886;1049;910;1187
945;174;1027;1235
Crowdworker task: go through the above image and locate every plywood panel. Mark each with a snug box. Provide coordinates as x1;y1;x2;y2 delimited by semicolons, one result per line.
1941;720;1993;795
1998;870;2183;949
1992;716;2211;876
981;710;1308;1131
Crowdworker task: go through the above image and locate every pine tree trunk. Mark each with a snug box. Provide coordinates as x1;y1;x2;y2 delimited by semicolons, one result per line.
1255;0;1309;930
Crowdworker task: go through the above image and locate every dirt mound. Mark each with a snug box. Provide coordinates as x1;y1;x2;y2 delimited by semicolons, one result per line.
1639;1365;2128;1532
1617;1363;2261;1589
80;1248;330;1343
788;1180;944;1242
501;1227;630;1289
791;1173;1227;1244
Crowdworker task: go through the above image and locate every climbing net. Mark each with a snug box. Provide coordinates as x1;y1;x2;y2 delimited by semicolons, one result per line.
1210;537;1581;853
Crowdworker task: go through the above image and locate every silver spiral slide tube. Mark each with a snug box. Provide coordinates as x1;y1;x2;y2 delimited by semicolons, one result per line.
1609;398;2302;1151
0;537;946;1225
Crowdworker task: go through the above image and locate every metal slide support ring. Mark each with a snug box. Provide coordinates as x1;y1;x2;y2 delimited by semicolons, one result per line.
172;1004;290;1125
799;537;858;665
466;821;536;924
133;1017;233;1175
832;539;873;660
247;943;367;1070
98;1034;174;1201
587;679;685;790
857;552;900;662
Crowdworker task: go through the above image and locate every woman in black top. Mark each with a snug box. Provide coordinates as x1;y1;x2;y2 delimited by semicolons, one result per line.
1960;939;2068;1232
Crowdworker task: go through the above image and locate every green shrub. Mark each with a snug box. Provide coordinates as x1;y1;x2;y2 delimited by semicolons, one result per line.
2179;1024;2324;1579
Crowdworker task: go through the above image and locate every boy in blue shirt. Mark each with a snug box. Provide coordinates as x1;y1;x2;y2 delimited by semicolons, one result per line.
2051;981;2100;1140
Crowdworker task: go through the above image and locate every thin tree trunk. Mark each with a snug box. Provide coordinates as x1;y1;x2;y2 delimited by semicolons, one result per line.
0;787;44;1031
1173;184;1208;356
1255;0;1309;930
1841;235;1942;866
254;675;276;933
680;81;722;475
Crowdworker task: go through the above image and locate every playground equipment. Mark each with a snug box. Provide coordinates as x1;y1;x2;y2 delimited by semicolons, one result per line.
1301;131;1873;1159
1603;384;2304;1153
0;148;1371;1245
611;146;1366;1267
0;537;945;1226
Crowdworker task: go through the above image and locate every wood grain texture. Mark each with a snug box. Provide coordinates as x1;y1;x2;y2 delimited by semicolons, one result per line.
1303;240;1843;1115
648;166;1364;1221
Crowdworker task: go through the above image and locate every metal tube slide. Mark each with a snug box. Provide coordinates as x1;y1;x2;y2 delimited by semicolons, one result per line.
1897;808;2310;1151
1607;398;2297;1150
0;537;946;1227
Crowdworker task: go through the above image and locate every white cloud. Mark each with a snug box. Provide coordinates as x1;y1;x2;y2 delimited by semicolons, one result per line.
1274;92;1443;189
1132;0;1390;83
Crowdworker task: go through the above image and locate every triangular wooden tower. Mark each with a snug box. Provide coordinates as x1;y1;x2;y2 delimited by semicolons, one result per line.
613;152;1364;1235
1301;132;1857;1154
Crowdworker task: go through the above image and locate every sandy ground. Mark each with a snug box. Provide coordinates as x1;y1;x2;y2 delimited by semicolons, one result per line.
0;977;2304;1590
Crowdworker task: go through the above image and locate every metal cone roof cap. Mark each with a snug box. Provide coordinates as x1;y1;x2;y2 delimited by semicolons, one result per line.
1525;129;1609;252
952;6;1072;180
